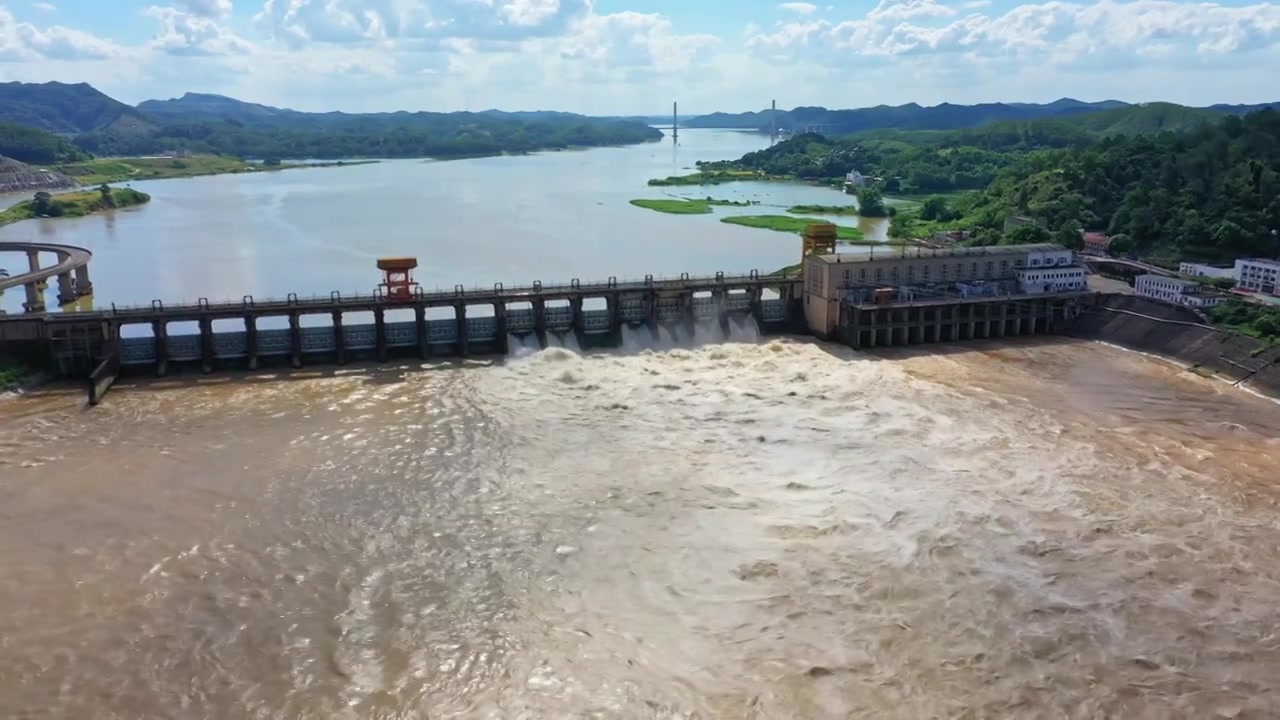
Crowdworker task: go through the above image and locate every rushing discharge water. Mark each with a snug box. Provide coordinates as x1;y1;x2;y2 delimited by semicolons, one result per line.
3;330;1280;719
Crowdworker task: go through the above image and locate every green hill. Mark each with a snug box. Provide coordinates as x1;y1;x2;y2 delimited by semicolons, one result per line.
0;122;92;164
0;81;153;134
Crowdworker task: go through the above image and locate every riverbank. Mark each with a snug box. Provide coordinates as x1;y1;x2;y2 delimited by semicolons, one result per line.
0;186;150;228
53;156;378;186
1067;294;1280;399
648;169;794;187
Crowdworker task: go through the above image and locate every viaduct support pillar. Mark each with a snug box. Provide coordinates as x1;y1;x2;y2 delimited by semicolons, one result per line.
494;302;508;354
455;302;468;357
332;311;346;365
533;299;548;349
56;272;76;306
415;306;429;360
74;265;93;297
152;320;168;377
288;313;302;368
374;308;388;363
245;315;259;370
22;251;44;314
199;317;214;373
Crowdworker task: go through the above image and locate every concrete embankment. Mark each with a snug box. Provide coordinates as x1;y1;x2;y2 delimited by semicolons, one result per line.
0;156;76;194
1067;294;1280;398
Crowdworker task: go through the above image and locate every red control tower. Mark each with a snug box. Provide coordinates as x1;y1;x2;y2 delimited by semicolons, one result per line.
377;257;419;300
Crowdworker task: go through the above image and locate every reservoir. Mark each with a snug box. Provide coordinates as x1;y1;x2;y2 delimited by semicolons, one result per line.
0;129;884;314
4;131;1280;718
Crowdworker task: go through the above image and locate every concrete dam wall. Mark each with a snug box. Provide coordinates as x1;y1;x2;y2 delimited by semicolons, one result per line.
1067;294;1280;399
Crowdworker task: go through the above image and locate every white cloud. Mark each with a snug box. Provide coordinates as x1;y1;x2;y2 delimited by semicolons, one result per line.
748;0;1280;63
779;2;817;14
145;6;252;55
0;0;1277;115
33;2;55;11
171;0;233;18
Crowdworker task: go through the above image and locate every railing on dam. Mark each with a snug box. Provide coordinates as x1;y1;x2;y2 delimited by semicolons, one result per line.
66;271;801;321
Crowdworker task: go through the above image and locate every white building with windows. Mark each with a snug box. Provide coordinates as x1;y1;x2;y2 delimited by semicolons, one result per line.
1134;274;1224;308
844;170;867;187
1233;258;1280;295
1179;262;1235;280
1016;267;1087;294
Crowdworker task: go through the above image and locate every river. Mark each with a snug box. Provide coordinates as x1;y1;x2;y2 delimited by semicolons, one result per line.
0;129;884;315
5;133;1280;719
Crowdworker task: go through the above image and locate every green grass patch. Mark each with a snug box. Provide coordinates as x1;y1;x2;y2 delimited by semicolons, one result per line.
629;197;755;214
0;186;150;227
647;169;791;187
720;214;867;241
787;204;860;216
51;155;376;185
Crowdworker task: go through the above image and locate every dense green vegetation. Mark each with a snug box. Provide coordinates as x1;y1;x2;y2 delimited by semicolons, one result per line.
1209;300;1280;343
685;98;1279;135
0;186;150;226
647;169;784;186
0;359;30;389
719;215;866;241
708;109;1280;265
0;83;664;161
787;204;859;215
628;197;754;214
52;155;370;185
0;122;92;164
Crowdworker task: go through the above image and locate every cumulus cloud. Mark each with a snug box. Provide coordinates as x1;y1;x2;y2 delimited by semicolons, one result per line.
171;0;233;18
0;0;1276;113
747;0;1280;63
145;6;252;55
33;2;56;11
779;2;817;14
253;0;594;46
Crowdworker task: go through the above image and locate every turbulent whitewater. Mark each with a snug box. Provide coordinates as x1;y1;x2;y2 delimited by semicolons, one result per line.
2;334;1280;719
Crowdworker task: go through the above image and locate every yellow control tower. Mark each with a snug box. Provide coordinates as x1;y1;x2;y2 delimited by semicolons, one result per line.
801;222;837;262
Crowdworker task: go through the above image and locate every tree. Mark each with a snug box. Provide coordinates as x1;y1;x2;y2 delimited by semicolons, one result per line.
856;185;888;217
920;196;957;222
31;191;56;216
1054;219;1084;250
1108;233;1135;256
98;183;115;208
1005;223;1052;245
889;214;915;240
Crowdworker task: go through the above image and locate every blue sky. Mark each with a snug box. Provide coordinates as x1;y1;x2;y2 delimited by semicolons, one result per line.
1;0;1277;114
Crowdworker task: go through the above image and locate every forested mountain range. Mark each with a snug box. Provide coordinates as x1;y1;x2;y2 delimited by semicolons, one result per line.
687;98;1280;136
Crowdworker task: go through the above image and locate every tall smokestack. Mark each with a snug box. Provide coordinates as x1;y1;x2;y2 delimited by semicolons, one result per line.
673;101;678;143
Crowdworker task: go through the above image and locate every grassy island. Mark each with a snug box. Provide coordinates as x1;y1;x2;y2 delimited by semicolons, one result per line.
648;169;791;187
786;204;860;216
720;214;867;240
629;197;756;214
0;185;150;227
52;156;377;185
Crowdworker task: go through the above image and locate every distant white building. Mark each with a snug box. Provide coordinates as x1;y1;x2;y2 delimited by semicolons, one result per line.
1234;258;1280;295
1016;266;1087;294
1179;262;1234;280
1135;274;1223;307
844;170;867;187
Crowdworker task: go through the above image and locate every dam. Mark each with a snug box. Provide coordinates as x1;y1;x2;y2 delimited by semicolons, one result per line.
1;229;1098;405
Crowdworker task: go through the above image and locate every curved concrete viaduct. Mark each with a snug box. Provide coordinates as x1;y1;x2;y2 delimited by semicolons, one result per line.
0;241;93;312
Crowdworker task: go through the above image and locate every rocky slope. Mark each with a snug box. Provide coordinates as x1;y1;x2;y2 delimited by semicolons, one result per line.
0;156;77;194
